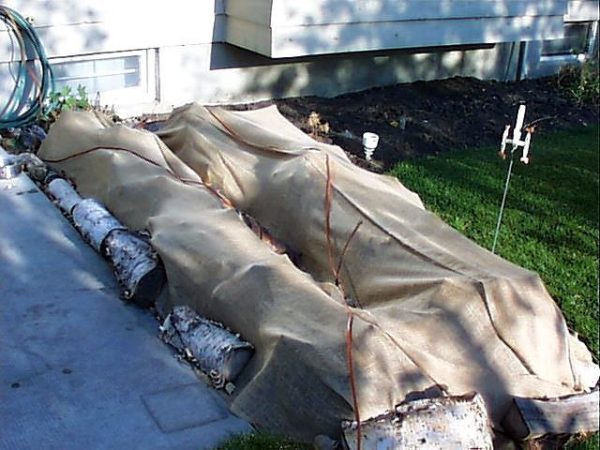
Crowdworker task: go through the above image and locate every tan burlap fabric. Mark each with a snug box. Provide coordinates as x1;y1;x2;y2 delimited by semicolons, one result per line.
39;108;598;442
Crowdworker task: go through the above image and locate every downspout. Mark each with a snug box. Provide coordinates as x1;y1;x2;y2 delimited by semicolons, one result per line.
586;21;599;59
515;41;527;82
504;42;517;81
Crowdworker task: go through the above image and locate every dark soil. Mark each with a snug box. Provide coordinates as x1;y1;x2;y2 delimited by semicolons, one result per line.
231;76;598;171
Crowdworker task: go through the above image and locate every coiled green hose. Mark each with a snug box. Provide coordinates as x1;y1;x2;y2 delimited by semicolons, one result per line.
1;5;54;130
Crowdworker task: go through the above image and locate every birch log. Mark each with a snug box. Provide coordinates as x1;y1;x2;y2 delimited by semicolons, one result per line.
502;390;599;441
71;199;164;305
72;198;126;251
342;393;493;450
45;180;165;306
103;229;165;307
46;178;83;214
161;305;254;388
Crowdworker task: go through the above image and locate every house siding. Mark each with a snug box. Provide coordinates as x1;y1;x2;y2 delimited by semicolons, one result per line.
0;0;597;116
225;0;568;57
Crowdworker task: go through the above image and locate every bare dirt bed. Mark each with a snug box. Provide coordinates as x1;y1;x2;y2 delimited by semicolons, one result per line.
231;76;598;170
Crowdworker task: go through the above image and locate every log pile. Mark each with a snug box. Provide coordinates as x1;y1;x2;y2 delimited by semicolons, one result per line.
22;156;255;390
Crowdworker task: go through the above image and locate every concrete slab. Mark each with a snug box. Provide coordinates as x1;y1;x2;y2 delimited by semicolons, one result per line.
142;384;228;433
0;165;251;450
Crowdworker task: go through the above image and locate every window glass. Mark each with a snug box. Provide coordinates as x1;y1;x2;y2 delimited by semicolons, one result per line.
542;22;591;56
52;55;141;94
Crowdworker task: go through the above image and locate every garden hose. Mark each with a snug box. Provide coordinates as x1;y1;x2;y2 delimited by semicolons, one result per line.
0;5;54;130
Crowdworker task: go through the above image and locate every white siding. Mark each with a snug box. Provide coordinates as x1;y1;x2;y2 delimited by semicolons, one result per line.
0;0;219;61
566;1;600;21
225;0;568;57
228;0;567;26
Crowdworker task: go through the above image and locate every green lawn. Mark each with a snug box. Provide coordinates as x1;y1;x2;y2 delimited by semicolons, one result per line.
389;126;599;357
218;126;599;450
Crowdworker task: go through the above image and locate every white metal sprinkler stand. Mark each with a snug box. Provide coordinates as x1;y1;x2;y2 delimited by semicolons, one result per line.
493;104;533;253
500;104;532;164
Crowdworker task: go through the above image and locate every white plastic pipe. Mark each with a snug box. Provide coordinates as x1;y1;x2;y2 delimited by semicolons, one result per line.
362;132;379;161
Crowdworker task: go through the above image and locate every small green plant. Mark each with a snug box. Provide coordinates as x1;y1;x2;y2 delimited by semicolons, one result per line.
38;84;90;128
45;84;90;117
558;59;600;105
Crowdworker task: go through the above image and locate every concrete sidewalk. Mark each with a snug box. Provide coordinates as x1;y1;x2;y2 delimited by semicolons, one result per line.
0;164;251;450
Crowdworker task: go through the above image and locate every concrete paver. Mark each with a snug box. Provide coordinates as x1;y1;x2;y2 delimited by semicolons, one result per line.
0;161;251;450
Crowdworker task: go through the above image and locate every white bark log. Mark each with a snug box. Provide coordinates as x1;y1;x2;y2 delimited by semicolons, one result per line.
161;305;254;388
342;393;493;450
46;181;165;305
46;178;83;214
72;198;126;251
103;229;165;307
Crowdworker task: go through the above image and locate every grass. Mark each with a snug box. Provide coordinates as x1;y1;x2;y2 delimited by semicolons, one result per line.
389;126;599;357
568;434;600;450
218;126;599;449
216;431;310;450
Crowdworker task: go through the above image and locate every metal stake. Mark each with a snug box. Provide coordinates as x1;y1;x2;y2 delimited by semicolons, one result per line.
492;150;515;254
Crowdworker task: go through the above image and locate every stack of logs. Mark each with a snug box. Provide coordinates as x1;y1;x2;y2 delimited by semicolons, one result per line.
23;154;255;390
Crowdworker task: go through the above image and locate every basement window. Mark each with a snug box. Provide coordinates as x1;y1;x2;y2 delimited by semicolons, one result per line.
541;22;593;56
50;50;156;105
